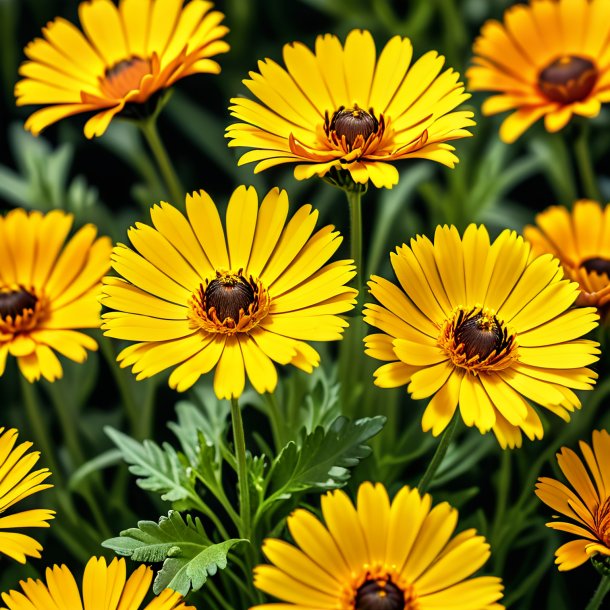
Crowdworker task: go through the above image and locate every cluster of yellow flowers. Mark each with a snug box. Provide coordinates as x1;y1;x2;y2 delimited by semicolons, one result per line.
2;0;610;608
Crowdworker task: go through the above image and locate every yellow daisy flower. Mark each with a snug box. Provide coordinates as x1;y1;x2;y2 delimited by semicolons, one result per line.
101;185;357;398
524;200;610;315
467;0;610;143
0;556;194;609
363;224;600;449
226;29;475;189
0;427;55;564
252;482;504;610
536;430;610;571
15;0;229;138
0;208;111;382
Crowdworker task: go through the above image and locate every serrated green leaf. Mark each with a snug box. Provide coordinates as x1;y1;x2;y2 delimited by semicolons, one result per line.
268;415;385;498
103;511;243;595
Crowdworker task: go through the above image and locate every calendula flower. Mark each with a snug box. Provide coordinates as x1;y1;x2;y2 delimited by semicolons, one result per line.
226;29;474;189
0;209;111;382
364;224;599;448
467;0;610;142
0;427;55;564
15;0;229;138
0;556;194;609
536;430;610;571
101;185;356;398
252;482;504;610
524;200;610;315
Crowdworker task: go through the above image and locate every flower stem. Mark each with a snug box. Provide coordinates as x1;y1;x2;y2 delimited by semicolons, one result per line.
417;409;459;494
138;116;184;209
345;188;364;297
585;574;610;610
230;396;251;541
575;122;601;202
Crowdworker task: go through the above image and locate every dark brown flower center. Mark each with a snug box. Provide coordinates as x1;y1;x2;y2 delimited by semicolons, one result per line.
538;55;598;104
205;274;256;323
0;288;37;321
330;105;378;149
103;56;152;98
582;257;610;277
455;312;504;361
355;579;405;610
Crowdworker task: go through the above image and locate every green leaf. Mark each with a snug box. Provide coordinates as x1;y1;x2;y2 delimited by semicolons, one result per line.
105;426;197;505
103;511;244;595
268;415;385;498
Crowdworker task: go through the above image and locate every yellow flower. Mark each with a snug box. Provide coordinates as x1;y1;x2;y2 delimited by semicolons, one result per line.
101;186;357;398
467;0;610;143
252;482;504;610
0;427;55;564
15;0;229;138
0;556;194;609
524;200;610;315
0;209;111;382
363;224;599;449
226;29;474;189
536;430;610;571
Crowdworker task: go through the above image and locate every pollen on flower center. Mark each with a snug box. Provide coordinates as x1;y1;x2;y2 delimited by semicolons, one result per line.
582;256;610;277
102;56;152;99
188;270;271;335
439;307;517;374
538;55;598;104
355;578;411;610
0;287;44;333
326;104;380;151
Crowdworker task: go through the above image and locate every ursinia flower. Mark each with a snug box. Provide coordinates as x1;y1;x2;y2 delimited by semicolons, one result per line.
15;0;229;138
101;185;357;398
524;200;610;316
364;224;599;448
536;429;610;571
467;0;610;142
226;29;474;189
0;208;111;382
252;482;504;610
0;556;194;609
0;427;55;564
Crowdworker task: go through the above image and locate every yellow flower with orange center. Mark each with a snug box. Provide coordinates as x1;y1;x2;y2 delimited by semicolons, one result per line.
467;0;610;142
226;29;474;189
536;430;610;571
15;0;229;138
524;200;610;314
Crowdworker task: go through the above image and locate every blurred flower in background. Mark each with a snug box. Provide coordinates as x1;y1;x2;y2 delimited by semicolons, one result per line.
525;200;610;317
252;482;504;610
364;224;600;448
227;29;474;189
0;427;54;564
14;0;229;138
0;209;111;382
101;186;357;398
467;0;610;142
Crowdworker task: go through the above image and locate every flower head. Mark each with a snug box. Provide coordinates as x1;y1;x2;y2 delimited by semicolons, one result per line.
467;0;610;142
226;29;474;189
0;427;55;564
363;224;599;448
101;186;357;398
0;556;194;609
252;482;504;610
524;200;610;316
536;430;610;571
15;0;229;138
0;209;111;382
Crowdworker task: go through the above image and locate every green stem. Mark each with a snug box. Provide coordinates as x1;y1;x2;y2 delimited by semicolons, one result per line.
344;188;364;297
19;376;62;482
44;382;84;465
417;410;459;494
230;397;251;541
491;449;511;543
138;116;184;208
585;574;610;610
575;122;601;201
265;392;284;452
